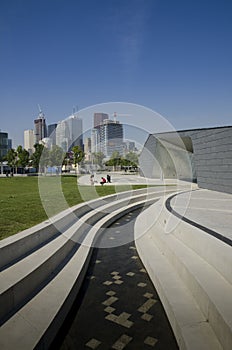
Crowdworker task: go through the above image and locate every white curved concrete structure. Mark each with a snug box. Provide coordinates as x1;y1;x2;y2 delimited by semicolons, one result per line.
0;187;175;350
135;189;232;350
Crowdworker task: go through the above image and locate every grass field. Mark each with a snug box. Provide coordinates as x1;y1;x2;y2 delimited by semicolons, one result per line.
0;176;149;240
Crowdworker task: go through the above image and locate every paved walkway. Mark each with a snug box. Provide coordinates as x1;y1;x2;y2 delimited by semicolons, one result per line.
79;173;231;243
169;188;232;242
53;208;179;350
78;172;180;187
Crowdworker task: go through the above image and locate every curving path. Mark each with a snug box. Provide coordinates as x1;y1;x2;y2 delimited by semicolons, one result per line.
135;188;232;350
53;208;179;350
167;188;232;243
0;186;177;350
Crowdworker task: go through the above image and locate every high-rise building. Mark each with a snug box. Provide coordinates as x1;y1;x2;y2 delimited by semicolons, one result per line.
8;139;12;150
47;123;57;146
56;114;83;152
99;119;123;158
91;113;109;157
0;131;8;159
34;109;47;144
66;114;83;150
84;137;91;161
91;128;100;154
94;113;109;128
24;129;34;154
56;120;70;152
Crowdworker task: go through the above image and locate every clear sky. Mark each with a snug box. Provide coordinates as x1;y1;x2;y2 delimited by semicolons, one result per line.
0;0;231;147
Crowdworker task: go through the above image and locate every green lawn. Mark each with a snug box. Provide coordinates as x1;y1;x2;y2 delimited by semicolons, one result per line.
0;176;150;240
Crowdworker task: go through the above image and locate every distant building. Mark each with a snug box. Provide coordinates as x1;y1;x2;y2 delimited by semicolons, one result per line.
91;128;100;154
66;114;83;150
40;137;53;149
24;129;34;154
47;123;57;146
127;141;136;152
56;120;70;152
56;114;83;152
8;139;12;150
84;137;91;161
94;113;109;129
34;109;47;144
123;140;136;155
99;119;124;158
0;131;8;159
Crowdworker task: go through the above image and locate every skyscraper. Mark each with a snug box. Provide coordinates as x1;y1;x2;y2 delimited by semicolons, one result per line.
56;120;70;152
8;139;12;150
91;128;100;154
56;114;83;152
66;114;83;150
93;113;109;128
84;137;91;161
24;129;34;154
47;123;57;146
0;131;8;159
99;119;123;158
34;109;47;144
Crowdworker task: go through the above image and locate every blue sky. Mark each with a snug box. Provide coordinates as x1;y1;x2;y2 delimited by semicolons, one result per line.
0;0;232;147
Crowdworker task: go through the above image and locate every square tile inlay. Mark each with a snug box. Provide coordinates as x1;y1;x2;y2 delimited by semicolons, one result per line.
86;338;101;349
144;336;158;347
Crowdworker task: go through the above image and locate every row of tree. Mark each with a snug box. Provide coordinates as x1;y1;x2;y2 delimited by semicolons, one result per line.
3;145;85;173
89;151;138;170
2;146;138;173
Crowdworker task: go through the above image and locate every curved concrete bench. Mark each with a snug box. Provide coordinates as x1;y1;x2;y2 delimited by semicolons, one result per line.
0;187;175;350
135;191;232;350
0;186;168;270
0;189;164;324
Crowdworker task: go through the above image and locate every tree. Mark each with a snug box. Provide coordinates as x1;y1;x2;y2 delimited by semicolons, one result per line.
72;146;85;172
6;148;17;173
125;151;138;166
92;152;105;168
31;144;45;172
49;145;64;167
111;151;121;160
17;146;29;170
104;151;122;170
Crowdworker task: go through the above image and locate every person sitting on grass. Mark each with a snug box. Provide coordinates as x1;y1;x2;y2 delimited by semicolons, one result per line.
100;177;106;185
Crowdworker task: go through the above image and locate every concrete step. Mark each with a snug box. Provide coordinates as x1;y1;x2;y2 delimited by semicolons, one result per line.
135;196;232;350
159;193;232;285
0;197;155;350
135;229;223;350
0;187;165;270
0;191;160;325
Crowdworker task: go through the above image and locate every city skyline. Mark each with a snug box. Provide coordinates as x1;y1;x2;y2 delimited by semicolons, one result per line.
24;108;134;158
1;0;232;147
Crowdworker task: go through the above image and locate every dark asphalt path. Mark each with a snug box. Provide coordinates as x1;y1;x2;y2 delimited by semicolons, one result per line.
51;208;179;350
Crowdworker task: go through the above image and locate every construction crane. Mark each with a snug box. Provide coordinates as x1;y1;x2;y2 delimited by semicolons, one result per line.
111;112;131;123
37;104;45;119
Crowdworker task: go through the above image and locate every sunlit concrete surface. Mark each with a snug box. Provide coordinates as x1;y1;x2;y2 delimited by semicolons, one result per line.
135;188;232;350
170;189;232;240
78;172;192;188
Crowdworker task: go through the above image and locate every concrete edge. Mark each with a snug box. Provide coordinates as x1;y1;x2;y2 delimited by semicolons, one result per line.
0;186;164;270
0;197;156;350
135;192;232;350
134;200;224;350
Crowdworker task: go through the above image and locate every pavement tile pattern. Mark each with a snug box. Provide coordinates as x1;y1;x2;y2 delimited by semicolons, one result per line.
54;209;179;350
